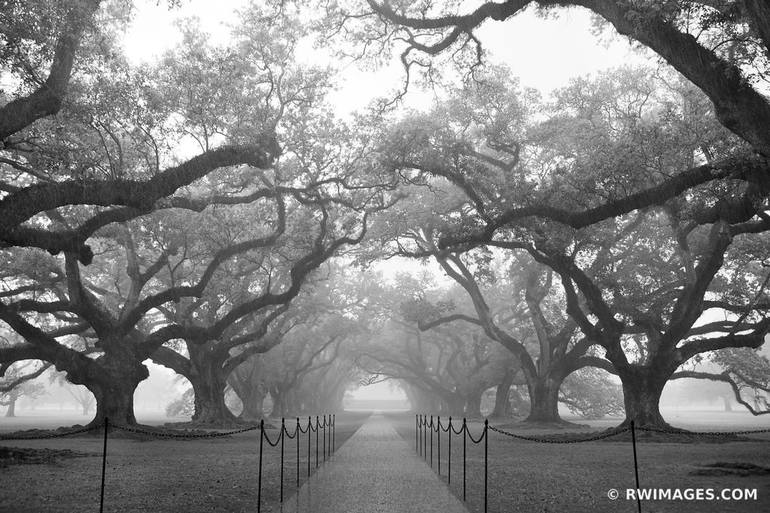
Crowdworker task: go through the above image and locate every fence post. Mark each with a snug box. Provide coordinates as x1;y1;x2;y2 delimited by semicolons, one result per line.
484;419;488;513
420;415;424;458
280;418;285;503
430;414;433;469
315;415;319;469
296;418;300;489
99;417;108;513
307;416;311;478
323;414;327;462
630;421;642;513
258;419;264;513
448;416;452;485
462;417;467;502
437;416;441;476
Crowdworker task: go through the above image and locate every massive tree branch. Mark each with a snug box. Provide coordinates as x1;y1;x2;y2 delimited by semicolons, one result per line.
0;141;279;262
0;0;102;141
671;370;770;416
371;0;770;156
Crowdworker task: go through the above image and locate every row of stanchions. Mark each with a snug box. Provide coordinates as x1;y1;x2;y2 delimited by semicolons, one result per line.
1;414;335;513
416;414;489;512
257;414;336;513
416;413;770;513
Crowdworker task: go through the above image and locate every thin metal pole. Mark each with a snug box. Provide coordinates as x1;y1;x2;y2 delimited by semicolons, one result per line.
416;415;419;452
463;418;467;502
484;419;488;513
418;415;423;457
99;417;108;513
280;418;285;503
448;417;452;485
430;415;433;469
323;414;327;462
307;416;311;478
315;415;319;469
437;416;441;476
296;418;300;488
631;421;642;513
257;419;264;513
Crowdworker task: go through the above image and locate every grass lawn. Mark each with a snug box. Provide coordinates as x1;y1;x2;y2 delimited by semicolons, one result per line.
0;412;370;513
390;412;770;513
2;410;768;512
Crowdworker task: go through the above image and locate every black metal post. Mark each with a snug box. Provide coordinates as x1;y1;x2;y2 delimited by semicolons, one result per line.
448;417;452;485
257;419;264;513
296;418;300;488
99;417;108;513
463;417;467;502
419;415;423;455
323;414;327;462
307;416;311;478
422;415;425;459
631;421;642;513
416;415;419;452
430;414;433;469
484;419;489;513
315;415;319;469
280;418;285;503
437;415;441;476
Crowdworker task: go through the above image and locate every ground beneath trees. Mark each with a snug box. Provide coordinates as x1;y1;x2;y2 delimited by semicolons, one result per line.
0;412;369;513
1;411;768;513
389;413;770;513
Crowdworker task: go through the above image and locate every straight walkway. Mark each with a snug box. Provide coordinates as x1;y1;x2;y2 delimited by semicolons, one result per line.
280;413;469;513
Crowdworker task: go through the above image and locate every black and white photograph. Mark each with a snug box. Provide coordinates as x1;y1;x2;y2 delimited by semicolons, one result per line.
1;1;769;512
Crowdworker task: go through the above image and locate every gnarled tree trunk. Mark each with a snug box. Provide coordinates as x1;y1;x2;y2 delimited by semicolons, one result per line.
525;376;562;424
464;389;483;418
491;371;514;417
617;365;672;429
3;395;17;417
235;386;266;421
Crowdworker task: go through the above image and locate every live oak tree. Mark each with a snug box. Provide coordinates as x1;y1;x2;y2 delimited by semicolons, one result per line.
0;1;281;263
347;0;770;159
261;321;348;417
0;2;394;427
304;1;770;281
0;360;49;417
374;62;768;428
411;239;615;424
228;355;269;421
355;275;519;416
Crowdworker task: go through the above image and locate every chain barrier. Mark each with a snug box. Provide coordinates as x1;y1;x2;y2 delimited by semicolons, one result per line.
0;424;100;441
257;413;335;513
1;413;337;513
488;424;630;444
635;425;770;437
418;414;770;513
111;423;261;439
